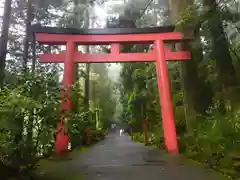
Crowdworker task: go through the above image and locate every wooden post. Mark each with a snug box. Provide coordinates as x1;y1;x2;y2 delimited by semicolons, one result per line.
86;128;91;145
130;126;134;140
142;120;148;146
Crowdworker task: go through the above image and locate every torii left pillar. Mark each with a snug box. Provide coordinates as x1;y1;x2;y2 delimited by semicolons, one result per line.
55;41;75;155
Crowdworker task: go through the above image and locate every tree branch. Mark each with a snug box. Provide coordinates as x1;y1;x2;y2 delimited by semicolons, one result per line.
135;0;154;22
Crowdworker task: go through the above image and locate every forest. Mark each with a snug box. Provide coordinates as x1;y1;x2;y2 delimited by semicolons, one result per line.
0;0;240;179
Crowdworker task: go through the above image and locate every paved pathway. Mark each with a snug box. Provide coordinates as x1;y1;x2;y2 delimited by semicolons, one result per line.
40;132;227;180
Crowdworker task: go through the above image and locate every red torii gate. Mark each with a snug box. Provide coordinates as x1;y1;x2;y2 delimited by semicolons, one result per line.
33;26;191;156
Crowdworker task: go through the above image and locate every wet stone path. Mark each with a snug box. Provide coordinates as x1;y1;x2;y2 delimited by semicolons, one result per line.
40;132;227;180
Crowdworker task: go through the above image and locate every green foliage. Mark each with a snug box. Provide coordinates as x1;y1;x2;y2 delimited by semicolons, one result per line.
68;110;104;148
89;63;117;128
0;72;60;178
0;70;110;178
178;108;240;177
132;132;144;143
176;4;199;30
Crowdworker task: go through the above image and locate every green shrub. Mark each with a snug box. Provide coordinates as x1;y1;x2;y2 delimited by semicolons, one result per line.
179;111;240;178
133;132;144;143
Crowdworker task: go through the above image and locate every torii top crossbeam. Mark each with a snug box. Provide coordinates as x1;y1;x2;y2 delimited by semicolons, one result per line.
32;25;190;44
31;25;191;63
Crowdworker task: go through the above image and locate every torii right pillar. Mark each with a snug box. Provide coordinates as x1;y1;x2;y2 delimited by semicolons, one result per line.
155;40;180;155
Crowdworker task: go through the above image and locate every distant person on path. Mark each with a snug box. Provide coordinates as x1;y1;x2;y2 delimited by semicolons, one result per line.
120;129;124;136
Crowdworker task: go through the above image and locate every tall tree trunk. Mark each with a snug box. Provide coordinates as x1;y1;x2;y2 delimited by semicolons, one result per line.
203;0;236;88
23;0;33;72
31;11;37;73
83;5;90;113
0;0;12;88
72;0;80;113
84;53;90;112
72;0;90;113
169;0;212;132
31;32;36;72
203;0;239;112
23;0;34;156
